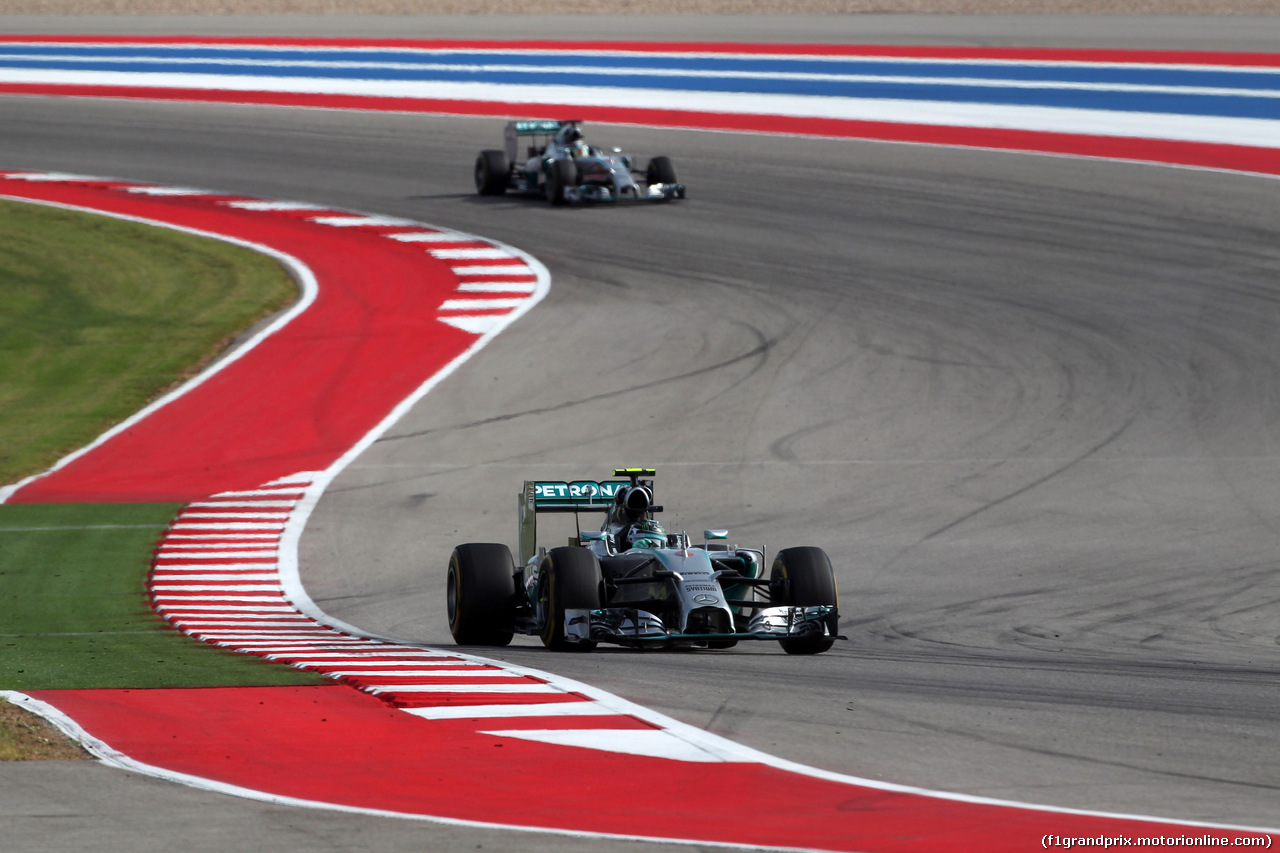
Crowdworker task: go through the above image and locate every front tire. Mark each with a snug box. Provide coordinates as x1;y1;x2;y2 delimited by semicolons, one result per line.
474;150;510;196
545;158;577;206
646;155;678;186
771;546;838;655
537;547;603;651
447;543;515;646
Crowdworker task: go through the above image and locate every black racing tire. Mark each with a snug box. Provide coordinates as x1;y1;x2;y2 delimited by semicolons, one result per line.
646;155;678;186
545;158;577;206
447;543;516;646
537;546;603;651
474;149;510;196
770;546;838;655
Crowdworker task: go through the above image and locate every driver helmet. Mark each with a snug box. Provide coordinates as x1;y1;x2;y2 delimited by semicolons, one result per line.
571;140;589;158
627;519;666;550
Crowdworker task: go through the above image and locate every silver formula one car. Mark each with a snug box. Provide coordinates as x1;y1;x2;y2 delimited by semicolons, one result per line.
473;120;686;205
447;469;842;654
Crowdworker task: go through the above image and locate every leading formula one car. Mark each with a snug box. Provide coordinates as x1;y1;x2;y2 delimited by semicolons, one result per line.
473;120;686;205
447;469;842;654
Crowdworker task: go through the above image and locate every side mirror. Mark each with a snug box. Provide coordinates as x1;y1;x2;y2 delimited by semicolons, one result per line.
577;530;607;550
704;529;728;545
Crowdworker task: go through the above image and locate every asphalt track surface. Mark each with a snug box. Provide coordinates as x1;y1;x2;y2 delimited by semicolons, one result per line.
4;14;1280;853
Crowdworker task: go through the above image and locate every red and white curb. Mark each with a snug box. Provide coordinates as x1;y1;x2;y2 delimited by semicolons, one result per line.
151;472;747;760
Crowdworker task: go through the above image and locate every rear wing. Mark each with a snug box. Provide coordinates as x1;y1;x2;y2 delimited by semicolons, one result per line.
518;479;625;566
504;119;581;164
517;469;656;565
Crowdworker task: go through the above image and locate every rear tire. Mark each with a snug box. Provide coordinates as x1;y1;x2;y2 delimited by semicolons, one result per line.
474;150;509;196
771;546;838;655
447;543;515;646
646;155;678;185
545;158;577;205
537;547;603;650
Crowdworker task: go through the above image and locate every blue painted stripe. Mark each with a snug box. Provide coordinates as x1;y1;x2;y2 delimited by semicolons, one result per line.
4;44;1280;90
1;47;1278;121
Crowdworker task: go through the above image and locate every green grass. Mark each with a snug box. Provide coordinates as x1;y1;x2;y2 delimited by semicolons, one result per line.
0;200;323;700
0;503;323;689
0;198;298;487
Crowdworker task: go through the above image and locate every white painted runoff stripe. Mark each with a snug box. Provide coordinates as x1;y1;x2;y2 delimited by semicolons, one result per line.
121;185;211;196
458;282;538;293
386;231;470;242
224;200;330;211
293;660;483;667
154;586;282;592
189;499;297;507
403;702;621;721
169;522;286;530
165;608;307;615
180;512;290;519
157;551;279;558
153;593;285;599
427;248;515;260
482;728;729;763
365;683;562;694
440;298;527;311
160;543;279;549
1;170;115;182
326;670;527;678
154;561;279;567
308;214;421;227
155;562;279;568
152;574;279;581
163;531;281;538
267;652;444;659
182;623;318;630
221;639;374;646
451;265;538;276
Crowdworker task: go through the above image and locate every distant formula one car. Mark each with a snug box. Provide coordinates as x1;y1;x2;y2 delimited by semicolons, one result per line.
447;469;842;653
473;120;686;205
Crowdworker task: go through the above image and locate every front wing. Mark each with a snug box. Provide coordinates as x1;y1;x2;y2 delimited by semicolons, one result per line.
566;182;686;204
564;605;840;646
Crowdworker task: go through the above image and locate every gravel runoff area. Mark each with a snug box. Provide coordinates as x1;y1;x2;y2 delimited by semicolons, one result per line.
0;700;87;761
4;1;1278;16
